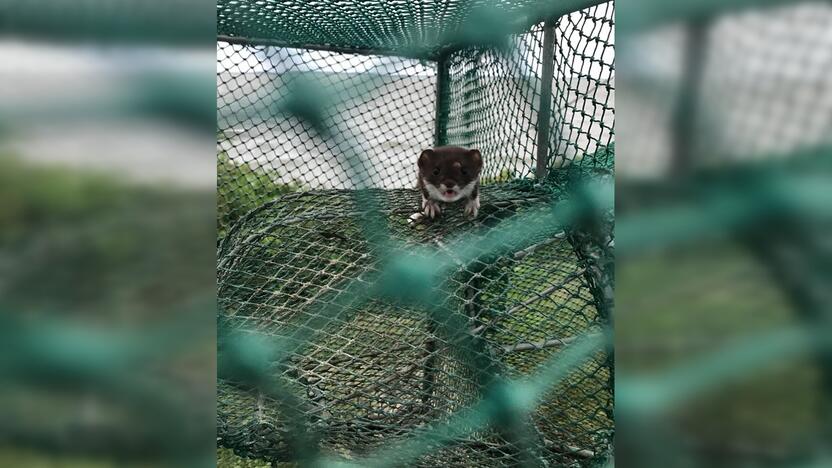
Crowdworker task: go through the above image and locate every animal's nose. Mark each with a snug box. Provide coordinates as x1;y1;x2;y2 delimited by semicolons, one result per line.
442;180;456;189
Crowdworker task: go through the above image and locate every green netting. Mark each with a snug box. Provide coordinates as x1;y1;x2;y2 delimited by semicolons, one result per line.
218;183;612;466
217;1;614;466
217;0;608;59
217;2;614;231
443;11;614;176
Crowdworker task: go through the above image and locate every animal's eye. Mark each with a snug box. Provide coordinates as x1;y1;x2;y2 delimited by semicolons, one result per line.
461;168;468;175
432;168;440;176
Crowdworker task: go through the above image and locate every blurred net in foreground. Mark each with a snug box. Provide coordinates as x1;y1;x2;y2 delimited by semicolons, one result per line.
217;0;615;466
617;1;832;467
0;1;216;465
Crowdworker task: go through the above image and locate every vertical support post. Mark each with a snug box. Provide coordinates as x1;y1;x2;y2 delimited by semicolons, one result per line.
423;54;450;411
434;53;451;147
423;55;450;412
535;21;556;180
671;19;708;176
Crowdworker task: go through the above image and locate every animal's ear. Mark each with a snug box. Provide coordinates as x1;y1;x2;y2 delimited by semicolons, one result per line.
418;149;433;169
469;149;483;169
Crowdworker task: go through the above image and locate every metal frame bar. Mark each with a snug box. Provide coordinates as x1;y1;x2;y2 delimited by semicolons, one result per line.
671;19;709;176
434;53;451;147
535;21;557;180
421;53;452;410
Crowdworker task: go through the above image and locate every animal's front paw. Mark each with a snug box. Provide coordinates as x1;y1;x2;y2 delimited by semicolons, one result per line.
464;196;480;218
422;197;441;219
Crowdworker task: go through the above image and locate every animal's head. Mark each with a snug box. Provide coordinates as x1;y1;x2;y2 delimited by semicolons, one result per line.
418;146;482;202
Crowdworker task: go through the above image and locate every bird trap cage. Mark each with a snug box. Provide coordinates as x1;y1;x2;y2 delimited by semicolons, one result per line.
217;0;614;466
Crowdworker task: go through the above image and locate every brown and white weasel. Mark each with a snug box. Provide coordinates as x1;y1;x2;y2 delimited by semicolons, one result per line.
416;146;482;219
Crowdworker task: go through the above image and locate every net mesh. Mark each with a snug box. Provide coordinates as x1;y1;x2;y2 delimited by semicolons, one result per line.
615;2;832;466
444;7;614;177
216;0;602;59
217;1;614;466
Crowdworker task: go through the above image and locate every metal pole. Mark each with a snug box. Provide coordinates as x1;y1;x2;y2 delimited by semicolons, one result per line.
434;53;451;146
535;21;556;180
422;57;450;410
670;19;708;176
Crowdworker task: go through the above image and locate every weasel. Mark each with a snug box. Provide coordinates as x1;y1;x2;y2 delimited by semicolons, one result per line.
416;146;482;219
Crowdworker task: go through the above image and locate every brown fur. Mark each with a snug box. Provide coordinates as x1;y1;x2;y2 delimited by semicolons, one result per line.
416;146;483;219
417;146;482;199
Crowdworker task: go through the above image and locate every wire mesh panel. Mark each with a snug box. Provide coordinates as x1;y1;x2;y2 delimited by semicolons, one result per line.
217;2;615;232
551;3;615;168
614;3;832;467
217;0;602;59
218;183;612;466
217;0;615;466
217;44;438;232
444;2;614;179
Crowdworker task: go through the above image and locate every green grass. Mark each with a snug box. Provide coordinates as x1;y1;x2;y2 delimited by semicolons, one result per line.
217;448;277;468
0;155;126;246
0;447;130;468
488;240;611;453
481;168;514;185
616;241;822;451
0;154;214;466
217;149;300;238
0;154;214;318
